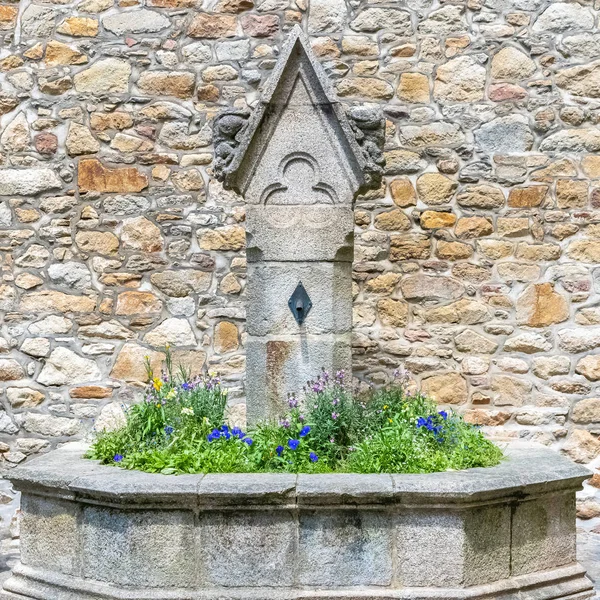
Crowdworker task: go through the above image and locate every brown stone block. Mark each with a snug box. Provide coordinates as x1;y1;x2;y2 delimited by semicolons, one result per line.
507;185;548;208
241;13;279;37
137;71;196;100
78;159;148;193
188;13;237;38
115;291;163;316
69;386;113;399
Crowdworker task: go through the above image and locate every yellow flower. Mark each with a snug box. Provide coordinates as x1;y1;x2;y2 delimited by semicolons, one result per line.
223;388;228;395
156;403;161;408
383;405;389;410
388;418;393;423
166;389;176;400
153;377;163;391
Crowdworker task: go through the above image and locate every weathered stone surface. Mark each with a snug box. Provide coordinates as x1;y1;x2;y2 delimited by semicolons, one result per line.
0;359;25;382
400;274;464;302
38;348;102;386
421;372;467;404
102;9;170;34
45;41;88;66
78;159;148;193
533;3;594;33
115;291;162;315
76;231;120;255
74;58;131;94
308;0;346;33
122;217;163;252
188;13;237;38
66;122;100;156
457;185;505;209
516;284;569;328
199;226;245;251
0;169;62;196
491;47;536;81
397;73;430;104
562;429;600;463
572;398;600;423
576;357;600;382
144;318;197;347
138;72;196;100
434;56;486;103
110;343;165;383
475;115;533;154
214;321;239;353
350;8;411;33
20;291;96;314
416;173;457;205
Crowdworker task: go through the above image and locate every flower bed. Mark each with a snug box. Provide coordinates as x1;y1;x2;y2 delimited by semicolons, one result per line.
88;352;502;475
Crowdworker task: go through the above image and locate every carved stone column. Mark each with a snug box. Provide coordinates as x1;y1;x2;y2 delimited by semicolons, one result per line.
214;26;384;422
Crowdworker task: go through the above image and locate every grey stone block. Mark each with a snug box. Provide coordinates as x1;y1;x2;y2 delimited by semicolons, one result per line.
246;206;354;263
198;473;296;506
297;510;392;586
296;473;394;505
511;493;577;576
197;511;295;587
245;333;352;424
397;505;511;587
20;495;82;577
82;506;196;587
246;262;352;336
70;470;201;507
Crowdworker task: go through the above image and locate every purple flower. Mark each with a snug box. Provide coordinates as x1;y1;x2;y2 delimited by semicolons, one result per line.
309;452;318;463
114;454;123;462
335;369;345;382
280;418;290;429
288;439;300;451
299;426;311;437
276;445;284;456
332;398;339;406
331;412;339;420
288;394;298;408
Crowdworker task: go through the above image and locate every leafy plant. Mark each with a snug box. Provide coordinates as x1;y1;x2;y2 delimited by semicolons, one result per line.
88;351;503;475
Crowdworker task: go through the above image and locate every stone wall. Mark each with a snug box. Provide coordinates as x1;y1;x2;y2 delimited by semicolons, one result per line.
1;0;600;518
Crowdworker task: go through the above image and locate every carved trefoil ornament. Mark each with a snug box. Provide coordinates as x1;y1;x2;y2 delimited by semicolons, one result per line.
213;26;385;422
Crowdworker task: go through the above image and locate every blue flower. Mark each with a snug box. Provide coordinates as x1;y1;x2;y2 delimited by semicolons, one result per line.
182;382;192;391
299;425;311;437
113;454;123;462
244;438;253;445
416;417;427;428
438;410;448;420
309;452;318;463
164;425;174;435
232;427;243;438
276;445;284;456
288;439;300;451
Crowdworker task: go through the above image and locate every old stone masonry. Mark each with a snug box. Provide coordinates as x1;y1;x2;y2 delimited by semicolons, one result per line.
2;0;600;535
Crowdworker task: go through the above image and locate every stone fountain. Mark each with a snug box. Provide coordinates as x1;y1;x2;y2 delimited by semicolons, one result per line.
213;25;384;422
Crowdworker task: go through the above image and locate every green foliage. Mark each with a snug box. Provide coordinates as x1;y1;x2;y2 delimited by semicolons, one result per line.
88;352;503;475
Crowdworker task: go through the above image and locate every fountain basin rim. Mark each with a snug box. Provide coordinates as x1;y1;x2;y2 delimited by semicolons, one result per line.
6;442;590;509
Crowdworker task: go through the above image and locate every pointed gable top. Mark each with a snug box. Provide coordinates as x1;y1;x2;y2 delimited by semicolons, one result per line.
213;25;383;200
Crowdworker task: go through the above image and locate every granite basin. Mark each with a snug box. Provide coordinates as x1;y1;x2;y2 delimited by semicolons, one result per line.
0;442;595;600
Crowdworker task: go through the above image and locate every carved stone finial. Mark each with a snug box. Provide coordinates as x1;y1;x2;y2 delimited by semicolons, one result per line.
346;106;386;190
212;108;250;182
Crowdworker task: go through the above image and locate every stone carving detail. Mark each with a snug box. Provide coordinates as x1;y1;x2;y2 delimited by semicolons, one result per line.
212;108;250;181
261;153;337;205
347;106;386;190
